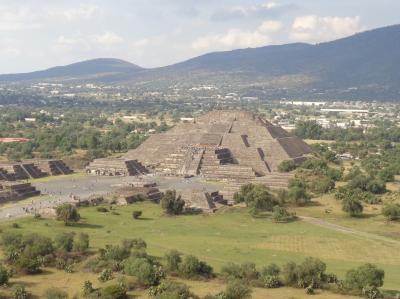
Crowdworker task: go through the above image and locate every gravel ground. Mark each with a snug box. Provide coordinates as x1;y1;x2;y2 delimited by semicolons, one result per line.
0;175;220;221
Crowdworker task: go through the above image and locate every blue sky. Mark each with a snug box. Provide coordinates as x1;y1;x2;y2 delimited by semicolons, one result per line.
0;0;399;73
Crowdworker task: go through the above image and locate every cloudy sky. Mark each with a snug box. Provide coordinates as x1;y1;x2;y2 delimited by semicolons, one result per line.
1;0;399;73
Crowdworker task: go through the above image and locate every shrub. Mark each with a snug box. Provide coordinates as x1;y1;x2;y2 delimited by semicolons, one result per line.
100;244;130;261
287;179;310;206
345;264;384;293
161;190;185;215
223;279;252;299
132;211;142;219
282;258;327;289
98;268;113;282
272;206;295;223
311;176;335;194
54;232;75;252
342;197;363;217
220;262;259;283
178;255;213;279
261;263;280;277
56;204;80;225
149;281;192;299
296;257;327;288
378;167;395;182
326;167;342;181
278;160;297;172
12;284;29;299
43;287;68;299
348;175;369;191
97;207;109;213
73;233;89;253
83;280;94;296
164;250;182;273
366;180;386;194
15;256;41;274
234;184;278;213
101;284;127;299
263;275;281;288
382;203;400;221
124;257;164;286
0;264;8;285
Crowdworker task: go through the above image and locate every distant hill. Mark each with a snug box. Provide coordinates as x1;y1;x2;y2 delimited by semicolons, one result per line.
1;25;400;99
0;58;143;82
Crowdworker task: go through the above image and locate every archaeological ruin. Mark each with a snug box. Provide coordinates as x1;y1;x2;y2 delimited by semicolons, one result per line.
122;110;312;199
86;158;148;176
85;110;312;205
0;181;41;203
0;159;73;181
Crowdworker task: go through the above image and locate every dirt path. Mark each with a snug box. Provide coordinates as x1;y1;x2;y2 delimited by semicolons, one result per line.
299;215;400;246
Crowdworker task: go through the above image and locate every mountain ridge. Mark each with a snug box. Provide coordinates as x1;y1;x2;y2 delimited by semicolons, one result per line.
1;24;400;100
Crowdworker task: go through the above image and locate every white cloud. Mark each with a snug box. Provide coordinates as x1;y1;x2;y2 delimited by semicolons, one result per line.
54;31;123;52
93;32;123;45
133;39;150;47
258;20;282;33
290;15;364;43
262;2;278;9
0;47;21;57
0;6;41;31
49;4;103;21
212;1;296;21
192;29;270;51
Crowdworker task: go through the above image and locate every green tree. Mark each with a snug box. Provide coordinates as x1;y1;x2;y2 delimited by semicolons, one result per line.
56;204;80;225
178;255;213;279
345;264;384;292
124;257;164;286
54;232;75;252
161;190;185;215
342;197;363;217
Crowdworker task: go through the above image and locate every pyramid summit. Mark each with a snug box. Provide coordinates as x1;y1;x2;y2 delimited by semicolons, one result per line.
122;110;312;192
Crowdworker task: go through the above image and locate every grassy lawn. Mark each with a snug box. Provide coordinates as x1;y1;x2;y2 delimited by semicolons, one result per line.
7;269;363;299
1;202;400;294
293;194;400;241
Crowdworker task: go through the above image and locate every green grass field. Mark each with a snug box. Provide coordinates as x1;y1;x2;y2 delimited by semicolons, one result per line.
1;202;399;294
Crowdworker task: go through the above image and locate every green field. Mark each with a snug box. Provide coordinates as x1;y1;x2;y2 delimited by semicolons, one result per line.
1;202;400;294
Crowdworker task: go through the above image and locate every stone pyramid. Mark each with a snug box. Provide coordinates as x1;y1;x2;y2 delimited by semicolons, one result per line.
124;110;312;189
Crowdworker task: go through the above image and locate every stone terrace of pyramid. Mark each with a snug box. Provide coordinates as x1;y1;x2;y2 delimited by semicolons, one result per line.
123;110;312;191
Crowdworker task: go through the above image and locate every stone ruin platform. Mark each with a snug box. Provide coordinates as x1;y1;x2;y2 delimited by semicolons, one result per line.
122;110;311;195
0;159;73;181
0;181;41;203
86;158;148;177
179;189;227;213
114;182;162;205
